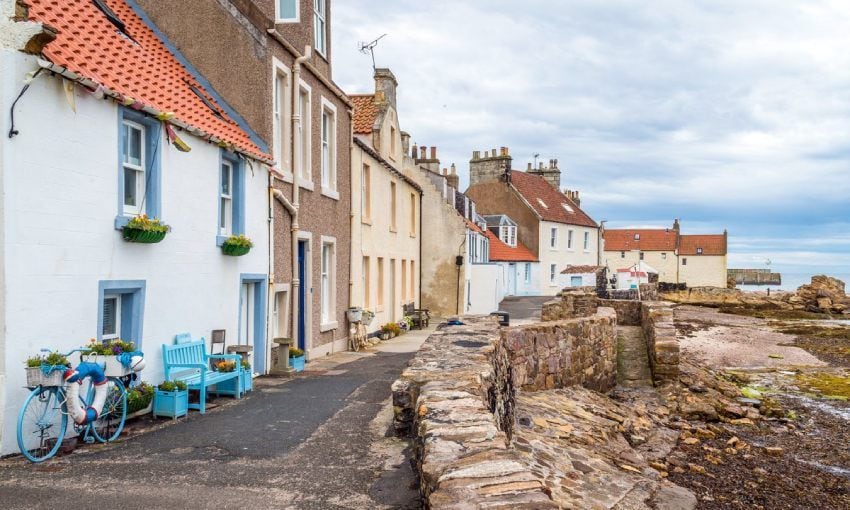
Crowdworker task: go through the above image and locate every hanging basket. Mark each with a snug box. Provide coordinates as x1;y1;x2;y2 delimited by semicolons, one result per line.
122;227;167;244
222;244;251;256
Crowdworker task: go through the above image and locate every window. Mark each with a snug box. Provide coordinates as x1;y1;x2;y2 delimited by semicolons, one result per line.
390;182;397;231
661;252;667;260
320;99;337;197
296;85;311;184
410;261;415;300
621;251;625;258
377;257;385;307
583;231;590;250
682;258;688;266
401;260;407;302
567;230;574;249
97;280;146;348
276;0;298;21
122;120;145;215
562;203;574;213
550;227;558;249
500;226;516;247
117;109;161;227
217;153;244;244
390;126;397;158
639;252;644;260
571;276;583;287
550;264;557;284
524;263;531;284
363;256;371;308
320;238;336;329
272;63;290;175
697;247;703;255
102;295;120;340
634;233;640;240
410;193;417;236
361;164;371;221
313;0;327;55
537;198;548;209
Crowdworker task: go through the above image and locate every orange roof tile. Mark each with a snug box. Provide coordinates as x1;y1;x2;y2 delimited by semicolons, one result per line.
351;94;379;134
485;231;538;262
509;171;597;227
604;229;679;252
26;0;269;161
679;234;727;256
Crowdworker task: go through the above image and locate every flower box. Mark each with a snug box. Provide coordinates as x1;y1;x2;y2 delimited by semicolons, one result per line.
122;227;167;244
290;355;305;372
222;244;251;256
153;389;188;419
81;354;133;377
346;307;363;323
25;366;65;387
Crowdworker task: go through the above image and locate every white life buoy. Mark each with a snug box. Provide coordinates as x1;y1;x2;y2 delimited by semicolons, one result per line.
64;362;108;425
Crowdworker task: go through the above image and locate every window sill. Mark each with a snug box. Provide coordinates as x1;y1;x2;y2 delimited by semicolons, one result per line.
275;18;299;25
389;228;397;234
319;320;338;332
276;170;294;183
409;233;417;238
321;186;339;200
361;217;372;226
114;215;131;230
216;235;230;247
298;179;315;192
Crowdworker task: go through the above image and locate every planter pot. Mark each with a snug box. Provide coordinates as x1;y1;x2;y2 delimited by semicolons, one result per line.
210;374;240;397
362;314;375;326
25;366;65;387
290;355;305;372
240;371;253;393
127;402;153;419
380;332;390;341
81;354;133;377
221;244;251;256
122;227;167;244
346;308;363;323
153;390;188;419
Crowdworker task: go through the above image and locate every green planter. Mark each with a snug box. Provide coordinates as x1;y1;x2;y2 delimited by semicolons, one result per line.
123;227;167;244
222;244;251;256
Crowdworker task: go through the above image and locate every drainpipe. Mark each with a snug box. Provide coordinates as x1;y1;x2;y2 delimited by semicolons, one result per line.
418;192;423;308
289;46;312;355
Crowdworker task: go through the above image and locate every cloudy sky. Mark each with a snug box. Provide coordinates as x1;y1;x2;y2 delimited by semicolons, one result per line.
332;0;850;275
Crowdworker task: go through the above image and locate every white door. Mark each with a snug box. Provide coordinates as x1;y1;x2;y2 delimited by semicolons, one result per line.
507;263;517;295
240;283;255;345
389;259;396;321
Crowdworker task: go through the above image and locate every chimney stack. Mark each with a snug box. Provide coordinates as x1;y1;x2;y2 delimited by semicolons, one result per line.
446;162;459;190
373;68;398;109
430;146;437;159
528;155;562;189
469;145;513;187
419;146;427;159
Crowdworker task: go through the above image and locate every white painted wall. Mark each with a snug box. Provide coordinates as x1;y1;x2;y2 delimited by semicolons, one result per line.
496;261;541;297
465;263;502;315
558;272;597;288
0;53;270;454
537;221;598;295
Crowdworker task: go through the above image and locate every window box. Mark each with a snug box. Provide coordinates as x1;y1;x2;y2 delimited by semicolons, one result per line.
80;354;135;378
122;227;167;244
221;234;253;257
153;389;188;419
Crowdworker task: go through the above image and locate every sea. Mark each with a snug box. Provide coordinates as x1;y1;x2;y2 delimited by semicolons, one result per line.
737;271;850;293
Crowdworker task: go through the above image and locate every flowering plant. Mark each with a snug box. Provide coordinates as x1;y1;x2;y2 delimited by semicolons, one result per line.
86;338;136;355
222;234;253;249
126;214;170;233
215;360;237;372
158;380;187;392
25;352;69;368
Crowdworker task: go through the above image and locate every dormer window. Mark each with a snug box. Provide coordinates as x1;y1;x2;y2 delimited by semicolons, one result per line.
634;233;640;240
697;247;703;255
500;225;517;247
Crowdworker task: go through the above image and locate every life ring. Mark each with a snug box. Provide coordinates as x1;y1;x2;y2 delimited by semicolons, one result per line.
63;362;107;425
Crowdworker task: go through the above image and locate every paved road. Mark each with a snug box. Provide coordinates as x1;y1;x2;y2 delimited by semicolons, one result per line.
498;295;551;322
0;331;431;509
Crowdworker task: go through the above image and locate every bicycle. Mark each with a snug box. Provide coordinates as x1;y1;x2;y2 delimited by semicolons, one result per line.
16;348;129;463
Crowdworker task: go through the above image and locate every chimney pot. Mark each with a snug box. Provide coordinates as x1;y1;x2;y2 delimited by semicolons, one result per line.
450;163;456;174
430;146;436;159
491;149;497;157
472;150;480;160
420;146;427;159
554;158;558;167
442;168;447;175
527;162;532;171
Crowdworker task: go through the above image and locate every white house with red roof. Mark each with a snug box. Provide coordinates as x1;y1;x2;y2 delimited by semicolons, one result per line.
482;215;540;296
0;0;274;453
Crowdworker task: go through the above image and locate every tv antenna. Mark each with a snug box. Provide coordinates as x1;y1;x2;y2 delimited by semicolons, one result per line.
533;153;540;169
359;34;388;70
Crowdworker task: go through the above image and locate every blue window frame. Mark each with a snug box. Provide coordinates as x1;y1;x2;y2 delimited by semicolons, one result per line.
217;151;246;245
97;280;146;349
115;108;162;229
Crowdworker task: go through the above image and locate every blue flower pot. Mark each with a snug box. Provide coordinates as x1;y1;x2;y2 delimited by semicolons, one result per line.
153;390;188;419
211;376;240;397
240;371;253;393
290;355;305;372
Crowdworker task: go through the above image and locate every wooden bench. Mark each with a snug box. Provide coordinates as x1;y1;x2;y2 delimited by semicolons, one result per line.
162;336;242;414
403;302;430;330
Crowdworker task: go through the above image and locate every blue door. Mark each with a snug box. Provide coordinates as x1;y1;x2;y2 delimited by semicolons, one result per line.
298;240;307;351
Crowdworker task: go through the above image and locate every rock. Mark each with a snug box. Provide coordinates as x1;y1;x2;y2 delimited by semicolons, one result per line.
651;483;698;510
683;437;700;446
729;418;755;426
753;467;768;476
726;436;740;447
688;463;706;474
737;398;761;407
695;428;716;440
650;461;668;471
764;446;784;456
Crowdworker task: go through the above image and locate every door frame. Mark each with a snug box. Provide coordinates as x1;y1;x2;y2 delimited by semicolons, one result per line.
239;273;268;374
297;231;313;354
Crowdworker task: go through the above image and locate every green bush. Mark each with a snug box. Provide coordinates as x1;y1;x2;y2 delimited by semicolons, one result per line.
127;383;155;414
157;380;186;392
222;234;253;248
25;352;69;368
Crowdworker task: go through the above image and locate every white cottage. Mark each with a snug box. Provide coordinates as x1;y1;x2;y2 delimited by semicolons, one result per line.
0;0;273;454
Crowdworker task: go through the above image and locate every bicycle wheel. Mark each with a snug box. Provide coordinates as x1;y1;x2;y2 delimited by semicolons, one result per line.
17;386;68;463
90;378;127;443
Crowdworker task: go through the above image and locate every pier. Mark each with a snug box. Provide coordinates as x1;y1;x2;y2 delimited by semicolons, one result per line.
728;268;782;285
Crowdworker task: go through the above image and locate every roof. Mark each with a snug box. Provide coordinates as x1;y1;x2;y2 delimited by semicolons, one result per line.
353;138;422;192
25;0;269;162
485;231;538;262
509;171;597;227
465;219;485;234
351;94;379;135
561;265;604;274
679;234;727;256
604;229;679;252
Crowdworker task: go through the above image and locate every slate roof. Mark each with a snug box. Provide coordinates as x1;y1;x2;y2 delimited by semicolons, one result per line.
25;0;269;161
603;229;679;252
679;234;727;256
351;94;379;135
485;231;538;262
509;171;597;227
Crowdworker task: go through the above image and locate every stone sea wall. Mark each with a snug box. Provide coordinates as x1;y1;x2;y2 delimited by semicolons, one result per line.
599;298;642;326
641;302;679;384
541;287;598;321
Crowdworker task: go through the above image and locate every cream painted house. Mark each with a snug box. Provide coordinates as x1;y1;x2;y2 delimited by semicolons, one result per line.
349;71;422;335
539;220;599;294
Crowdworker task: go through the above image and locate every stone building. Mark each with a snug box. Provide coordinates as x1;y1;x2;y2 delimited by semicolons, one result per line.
349;70;423;335
603;221;728;288
465;148;600;296
135;0;354;359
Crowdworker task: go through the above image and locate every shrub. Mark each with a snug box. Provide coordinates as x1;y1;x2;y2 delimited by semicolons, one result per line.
381;322;401;336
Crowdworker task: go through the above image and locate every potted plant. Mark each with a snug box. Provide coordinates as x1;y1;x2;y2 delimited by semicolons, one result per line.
361;309;375;326
380;323;400;340
240;359;252;393
346;307;363;323
210;359;240;397
82;338;140;377
122;214;170;243
153;380;188;419
289;347;305;372
221;234;253;256
126;382;155;418
24;352;68;387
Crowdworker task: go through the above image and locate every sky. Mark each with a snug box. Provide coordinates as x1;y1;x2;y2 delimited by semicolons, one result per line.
332;0;850;275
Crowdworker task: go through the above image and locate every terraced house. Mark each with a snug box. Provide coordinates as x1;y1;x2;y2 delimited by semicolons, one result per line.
0;0;273;454
134;0;354;359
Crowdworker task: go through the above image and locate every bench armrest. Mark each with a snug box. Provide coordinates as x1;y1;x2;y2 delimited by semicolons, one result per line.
207;353;242;363
166;362;207;371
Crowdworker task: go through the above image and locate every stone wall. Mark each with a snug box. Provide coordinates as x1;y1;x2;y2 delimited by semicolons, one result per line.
601;283;659;301
541;287;599;321
504;308;617;393
641;302;679;384
599;299;642;326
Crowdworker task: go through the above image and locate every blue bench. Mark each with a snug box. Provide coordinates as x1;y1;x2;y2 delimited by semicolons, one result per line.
162;335;242;414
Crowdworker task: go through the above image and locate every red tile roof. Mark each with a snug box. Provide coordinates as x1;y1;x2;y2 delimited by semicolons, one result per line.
485;231;538;262
509;171;597;227
679;234;727;256
26;0;269;161
604;229;679;252
351;94;379;134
